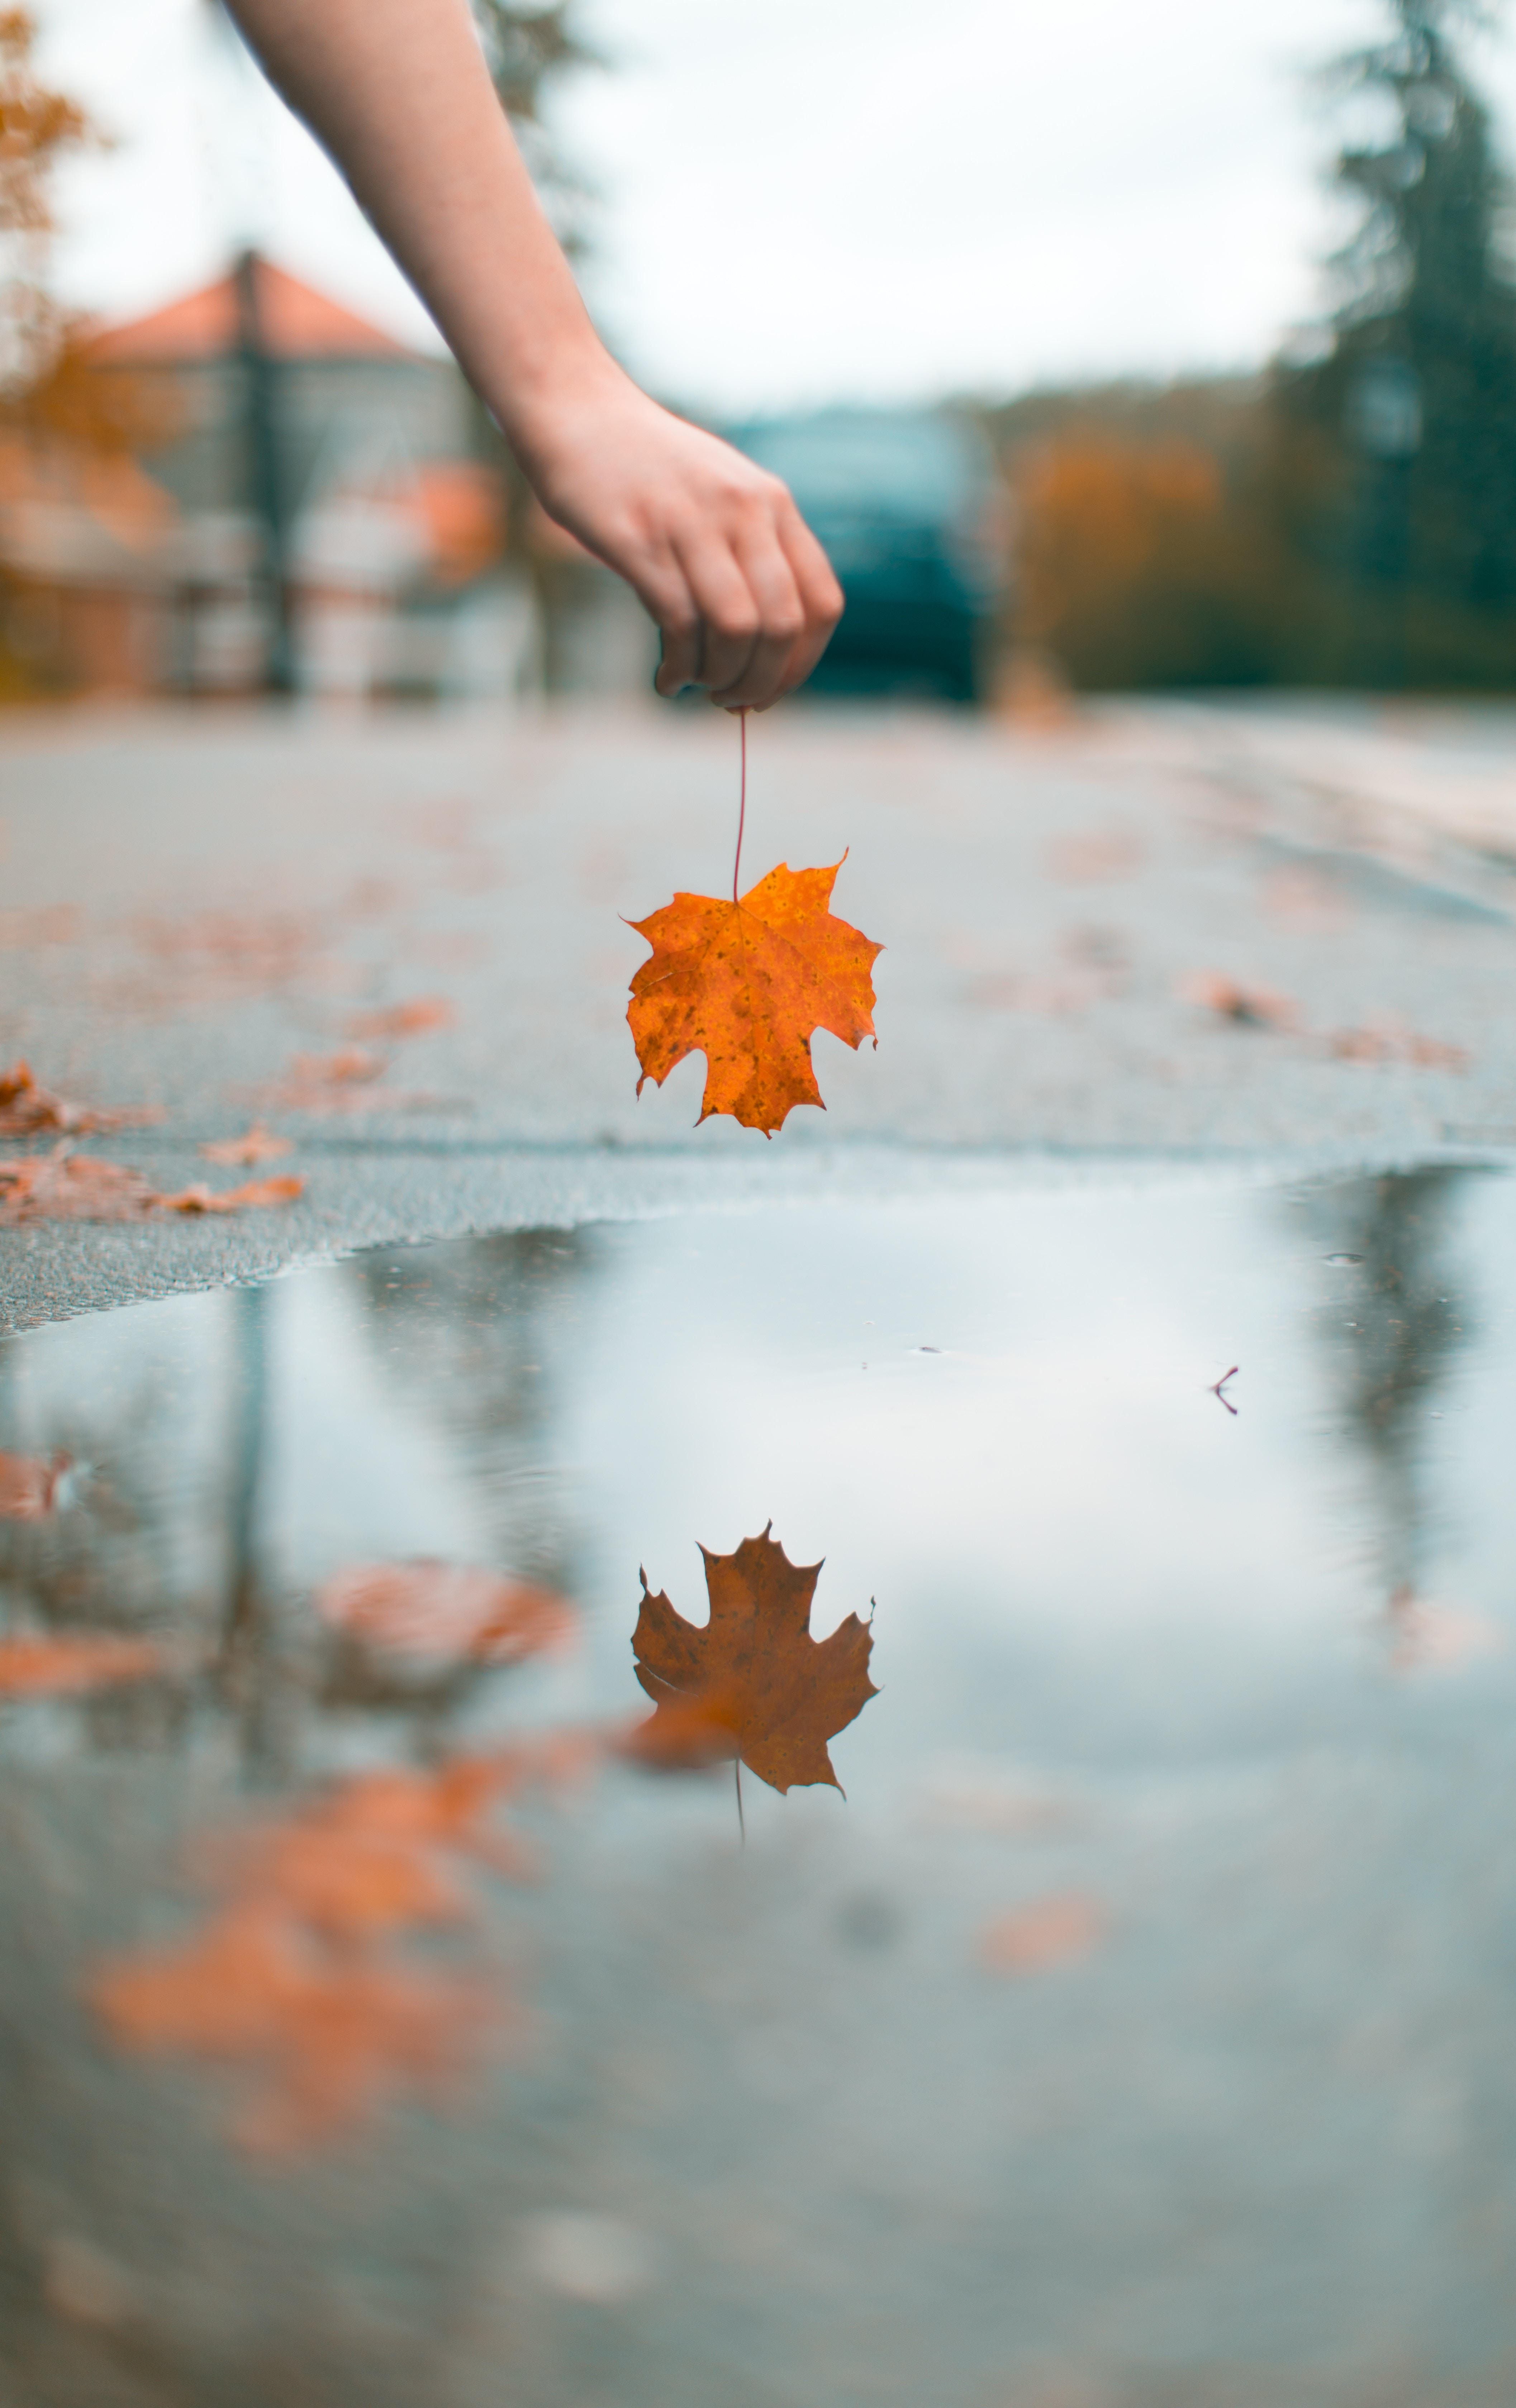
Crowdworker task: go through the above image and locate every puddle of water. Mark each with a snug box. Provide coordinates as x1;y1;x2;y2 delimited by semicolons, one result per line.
3;1168;1516;2405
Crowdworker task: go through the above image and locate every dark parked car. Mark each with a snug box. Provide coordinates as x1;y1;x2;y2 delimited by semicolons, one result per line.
728;407;1008;702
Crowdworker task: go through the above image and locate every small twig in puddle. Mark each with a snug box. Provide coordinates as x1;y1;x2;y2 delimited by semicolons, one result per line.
1208;1365;1240;1416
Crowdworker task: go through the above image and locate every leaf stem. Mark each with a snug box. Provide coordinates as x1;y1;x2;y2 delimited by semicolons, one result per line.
735;1757;746;1846
732;707;749;905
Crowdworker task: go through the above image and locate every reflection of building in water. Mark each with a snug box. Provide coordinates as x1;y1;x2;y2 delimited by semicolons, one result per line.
0;1231;600;1761
1305;1169;1469;1602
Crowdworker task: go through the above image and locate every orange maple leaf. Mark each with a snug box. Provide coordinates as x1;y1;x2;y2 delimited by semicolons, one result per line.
0;1059;158;1137
626;859;881;1136
629;1526;878;1794
199;1123;294;1167
155;1174;304;1215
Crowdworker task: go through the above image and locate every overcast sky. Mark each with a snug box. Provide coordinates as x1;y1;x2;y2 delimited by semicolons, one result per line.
33;0;1516;415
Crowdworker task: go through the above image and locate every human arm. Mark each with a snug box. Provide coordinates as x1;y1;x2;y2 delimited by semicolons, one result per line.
223;0;842;707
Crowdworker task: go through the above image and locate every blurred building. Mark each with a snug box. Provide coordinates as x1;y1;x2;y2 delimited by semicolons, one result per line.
0;254;531;699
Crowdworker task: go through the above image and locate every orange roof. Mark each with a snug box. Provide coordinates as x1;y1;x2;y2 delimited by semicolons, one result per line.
85;259;415;365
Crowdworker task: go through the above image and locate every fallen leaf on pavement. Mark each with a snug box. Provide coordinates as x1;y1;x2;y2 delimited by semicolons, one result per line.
319;1561;577;1668
0;1150;301;1225
1178;971;1299;1031
1329;1017;1469;1071
0;1060;158;1137
976;1891;1106;1975
0;1154;159;1223
199;1124;293;1167
284;1046;387;1090
346;996;456;1041
1179;981;1468;1069
627;860;881;1136
0;1449;72;1520
155;1175;304;1215
0;1634;163;1696
629;1525;878;1793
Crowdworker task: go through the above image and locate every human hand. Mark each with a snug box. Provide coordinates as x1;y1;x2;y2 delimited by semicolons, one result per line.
513;363;843;711
223;0;833;707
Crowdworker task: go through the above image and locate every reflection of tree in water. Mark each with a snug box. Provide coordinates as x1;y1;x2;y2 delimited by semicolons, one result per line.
0;1322;234;1760
305;1230;600;1740
1305;1168;1470;1600
349;1228;592;1577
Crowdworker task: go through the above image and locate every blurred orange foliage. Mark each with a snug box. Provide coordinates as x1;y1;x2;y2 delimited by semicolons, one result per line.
90;1741;591;2150
1015;434;1262;691
319;1560;577;1669
94;1904;497;2155
0;1632;161;1694
0;1446;70;1519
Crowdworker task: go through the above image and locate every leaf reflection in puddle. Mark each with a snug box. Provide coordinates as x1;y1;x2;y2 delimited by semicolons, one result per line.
628;1525;878;1795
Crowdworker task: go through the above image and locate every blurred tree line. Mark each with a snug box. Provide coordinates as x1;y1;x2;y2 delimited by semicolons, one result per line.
995;0;1516;692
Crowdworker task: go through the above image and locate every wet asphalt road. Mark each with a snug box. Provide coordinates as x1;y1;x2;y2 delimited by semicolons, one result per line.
4;692;1516;1329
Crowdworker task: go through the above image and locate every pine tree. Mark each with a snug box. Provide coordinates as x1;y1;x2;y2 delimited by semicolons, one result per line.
1323;0;1516;635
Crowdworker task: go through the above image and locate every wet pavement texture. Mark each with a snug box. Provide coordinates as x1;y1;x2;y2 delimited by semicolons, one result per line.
6;697;1516;1328
5;1169;1516;2405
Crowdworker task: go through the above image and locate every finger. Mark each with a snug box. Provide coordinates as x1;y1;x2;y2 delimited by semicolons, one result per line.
670;535;763;698
619;549;702;695
654;618;700;698
709;533;807;711
769;503;844;700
